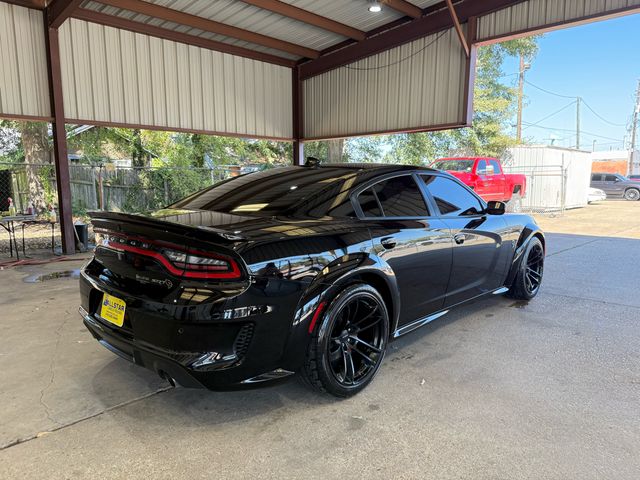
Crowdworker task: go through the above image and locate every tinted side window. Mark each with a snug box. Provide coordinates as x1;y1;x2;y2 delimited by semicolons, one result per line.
358;175;429;217
421;175;483;216
591;174;601;182
477;160;488;175
358;188;382;217
605;175;617;182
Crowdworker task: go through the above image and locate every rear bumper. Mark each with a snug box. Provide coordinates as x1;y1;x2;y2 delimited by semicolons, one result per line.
78;267;303;390
81;307;294;389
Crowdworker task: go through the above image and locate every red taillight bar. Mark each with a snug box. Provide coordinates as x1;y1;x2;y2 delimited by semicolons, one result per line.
100;233;242;280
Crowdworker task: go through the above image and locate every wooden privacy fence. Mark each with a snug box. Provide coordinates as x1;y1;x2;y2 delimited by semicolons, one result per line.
1;163;245;214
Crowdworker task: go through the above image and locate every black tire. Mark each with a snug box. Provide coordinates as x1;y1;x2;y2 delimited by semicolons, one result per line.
301;283;389;397
506;193;523;213
507;237;544;300
624;188;640;201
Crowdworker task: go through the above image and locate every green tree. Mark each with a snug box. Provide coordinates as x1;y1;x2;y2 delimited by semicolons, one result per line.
385;37;540;164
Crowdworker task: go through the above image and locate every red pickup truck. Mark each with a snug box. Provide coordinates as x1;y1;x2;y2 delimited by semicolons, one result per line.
431;157;526;212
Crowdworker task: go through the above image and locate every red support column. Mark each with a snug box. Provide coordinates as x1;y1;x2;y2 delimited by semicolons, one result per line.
44;16;75;254
292;66;305;166
462;16;478;127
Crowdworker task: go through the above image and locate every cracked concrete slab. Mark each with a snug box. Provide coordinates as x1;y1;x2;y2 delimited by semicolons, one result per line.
0;257;167;448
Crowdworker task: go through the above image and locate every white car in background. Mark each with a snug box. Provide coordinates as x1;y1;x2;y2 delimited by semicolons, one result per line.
588;187;607;204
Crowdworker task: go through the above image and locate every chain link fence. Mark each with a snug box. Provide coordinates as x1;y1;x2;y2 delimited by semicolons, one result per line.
503;164;568;215
1;162;266;254
0;162;265;215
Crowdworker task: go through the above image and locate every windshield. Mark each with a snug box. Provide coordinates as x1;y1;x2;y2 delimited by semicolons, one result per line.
170;166;366;218
431;160;474;172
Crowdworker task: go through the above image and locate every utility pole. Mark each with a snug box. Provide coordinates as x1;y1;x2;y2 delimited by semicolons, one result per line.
576;97;581;150
516;55;529;143
629;79;640;175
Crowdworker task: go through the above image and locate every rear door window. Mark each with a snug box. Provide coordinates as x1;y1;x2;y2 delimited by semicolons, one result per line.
358;188;382;217
357;175;429;218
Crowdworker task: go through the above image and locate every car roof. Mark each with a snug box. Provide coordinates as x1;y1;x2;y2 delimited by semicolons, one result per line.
434;157;497;161
312;163;438;174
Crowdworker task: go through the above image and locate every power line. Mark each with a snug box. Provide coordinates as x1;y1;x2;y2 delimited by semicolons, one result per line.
524;80;577;99
581;99;628;127
523;101;576;130
343;30;448;71
523;80;628;130
521;122;623;142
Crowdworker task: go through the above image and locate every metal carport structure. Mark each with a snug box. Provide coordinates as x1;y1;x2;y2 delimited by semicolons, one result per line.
1;0;639;254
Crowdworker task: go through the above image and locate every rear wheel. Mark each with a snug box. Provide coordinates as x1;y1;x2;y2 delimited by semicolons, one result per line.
302;284;389;397
507;237;544;300
624;188;640;201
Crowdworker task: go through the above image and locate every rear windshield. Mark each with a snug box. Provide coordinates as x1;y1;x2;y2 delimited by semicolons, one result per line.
171;167;360;218
431;160;474;172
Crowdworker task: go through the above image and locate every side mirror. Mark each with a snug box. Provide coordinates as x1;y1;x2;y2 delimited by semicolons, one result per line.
485;200;506;215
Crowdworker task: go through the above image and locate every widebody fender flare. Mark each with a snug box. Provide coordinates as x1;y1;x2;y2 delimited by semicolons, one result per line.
280;253;400;369
505;224;545;288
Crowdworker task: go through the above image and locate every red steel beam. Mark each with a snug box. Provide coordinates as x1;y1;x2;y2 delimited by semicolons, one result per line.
445;0;470;57
47;0;82;28
72;9;296;68
462;16;477;125
300;0;524;79
95;0;319;59
43;14;75;254
241;0;365;41
1;0;47;9
291;66;304;165
384;0;423;19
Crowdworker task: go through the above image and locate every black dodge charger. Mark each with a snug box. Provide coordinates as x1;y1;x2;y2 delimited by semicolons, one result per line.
79;163;545;397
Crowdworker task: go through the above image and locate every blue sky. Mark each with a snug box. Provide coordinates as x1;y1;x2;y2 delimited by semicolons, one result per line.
499;12;640;152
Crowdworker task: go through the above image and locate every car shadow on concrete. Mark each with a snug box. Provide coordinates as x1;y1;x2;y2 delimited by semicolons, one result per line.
82;231;640;429
87;293;513;430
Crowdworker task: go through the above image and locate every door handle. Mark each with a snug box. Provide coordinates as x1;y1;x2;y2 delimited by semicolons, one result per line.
380;237;397;249
454;233;466;245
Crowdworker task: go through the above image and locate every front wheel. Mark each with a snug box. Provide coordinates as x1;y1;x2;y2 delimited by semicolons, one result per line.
507;237;545;300
302;284;389;397
624;188;640;201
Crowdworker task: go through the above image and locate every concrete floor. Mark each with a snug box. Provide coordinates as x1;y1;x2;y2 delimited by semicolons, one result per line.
1;201;639;479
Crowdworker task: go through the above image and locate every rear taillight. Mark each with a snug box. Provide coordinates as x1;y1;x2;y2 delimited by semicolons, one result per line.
98;231;241;280
161;248;240;278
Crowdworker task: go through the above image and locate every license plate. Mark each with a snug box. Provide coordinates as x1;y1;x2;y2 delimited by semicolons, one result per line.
100;293;126;327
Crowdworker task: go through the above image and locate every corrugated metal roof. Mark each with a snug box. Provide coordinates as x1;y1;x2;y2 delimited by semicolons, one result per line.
83;0;306;60
0;3;50;118
478;0;640;41
303;27;467;139
59;18;293;139
80;0;447;61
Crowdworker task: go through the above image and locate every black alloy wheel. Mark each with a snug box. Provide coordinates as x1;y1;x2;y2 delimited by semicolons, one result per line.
302;284;389;397
624;188;640;201
507;237;545;300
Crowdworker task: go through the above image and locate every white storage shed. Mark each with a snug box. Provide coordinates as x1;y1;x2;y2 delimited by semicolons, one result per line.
503;146;593;212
